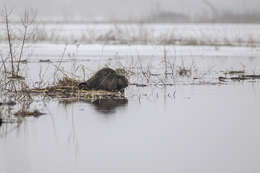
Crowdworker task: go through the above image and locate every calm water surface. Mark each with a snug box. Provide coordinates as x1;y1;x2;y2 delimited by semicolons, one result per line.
0;28;260;172
0;83;260;173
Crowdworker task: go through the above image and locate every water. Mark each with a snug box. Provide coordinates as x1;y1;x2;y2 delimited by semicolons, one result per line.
1;83;260;173
0;23;260;173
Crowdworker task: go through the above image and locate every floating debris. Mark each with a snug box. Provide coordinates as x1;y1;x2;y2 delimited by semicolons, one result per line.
14;110;45;118
241;75;260;79
0;101;16;106
224;70;245;75
39;59;51;63
150;73;161;76
218;76;226;82
219;74;260;82
7;75;25;80
130;83;148;87
14;59;28;64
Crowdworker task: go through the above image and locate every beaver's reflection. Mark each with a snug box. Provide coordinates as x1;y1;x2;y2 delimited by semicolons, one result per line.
91;98;128;114
59;97;128;114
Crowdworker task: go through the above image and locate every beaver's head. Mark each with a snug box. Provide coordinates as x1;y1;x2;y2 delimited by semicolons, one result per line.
78;82;89;90
117;75;128;90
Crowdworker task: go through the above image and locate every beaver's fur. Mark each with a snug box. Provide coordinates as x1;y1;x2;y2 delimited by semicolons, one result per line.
78;67;128;91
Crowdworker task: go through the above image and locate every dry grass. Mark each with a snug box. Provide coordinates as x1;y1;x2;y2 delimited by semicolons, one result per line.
177;66;192;77
224;70;245;75
28;76;125;102
176;61;193;77
56;76;80;87
0;22;258;47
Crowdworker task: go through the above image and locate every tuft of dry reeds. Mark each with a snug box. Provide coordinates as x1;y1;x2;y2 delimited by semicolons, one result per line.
177;66;192;77
1;7;36;79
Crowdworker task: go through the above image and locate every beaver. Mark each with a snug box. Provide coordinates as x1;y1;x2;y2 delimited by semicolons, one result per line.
78;67;128;92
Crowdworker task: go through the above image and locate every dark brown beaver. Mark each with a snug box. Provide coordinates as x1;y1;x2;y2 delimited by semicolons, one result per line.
78;67;128;91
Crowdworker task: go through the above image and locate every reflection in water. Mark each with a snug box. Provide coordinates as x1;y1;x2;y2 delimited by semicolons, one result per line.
0;124;21;138
0;104;18;137
91;98;128;114
59;97;128;114
0;83;45;137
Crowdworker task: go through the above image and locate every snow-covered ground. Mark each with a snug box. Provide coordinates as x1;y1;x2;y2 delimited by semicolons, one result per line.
1;43;260;58
1;23;260;45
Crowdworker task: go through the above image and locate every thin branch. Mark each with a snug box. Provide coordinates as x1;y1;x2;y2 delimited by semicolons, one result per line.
16;9;37;76
3;6;14;76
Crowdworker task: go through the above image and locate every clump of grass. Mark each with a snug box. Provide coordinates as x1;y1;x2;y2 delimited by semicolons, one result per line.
26;74;125;102
115;68;135;77
177;66;192;77
56;77;80;87
28;76;81;96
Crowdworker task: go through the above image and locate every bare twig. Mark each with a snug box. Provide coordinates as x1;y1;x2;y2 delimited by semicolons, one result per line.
2;6;15;76
16;9;37;76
